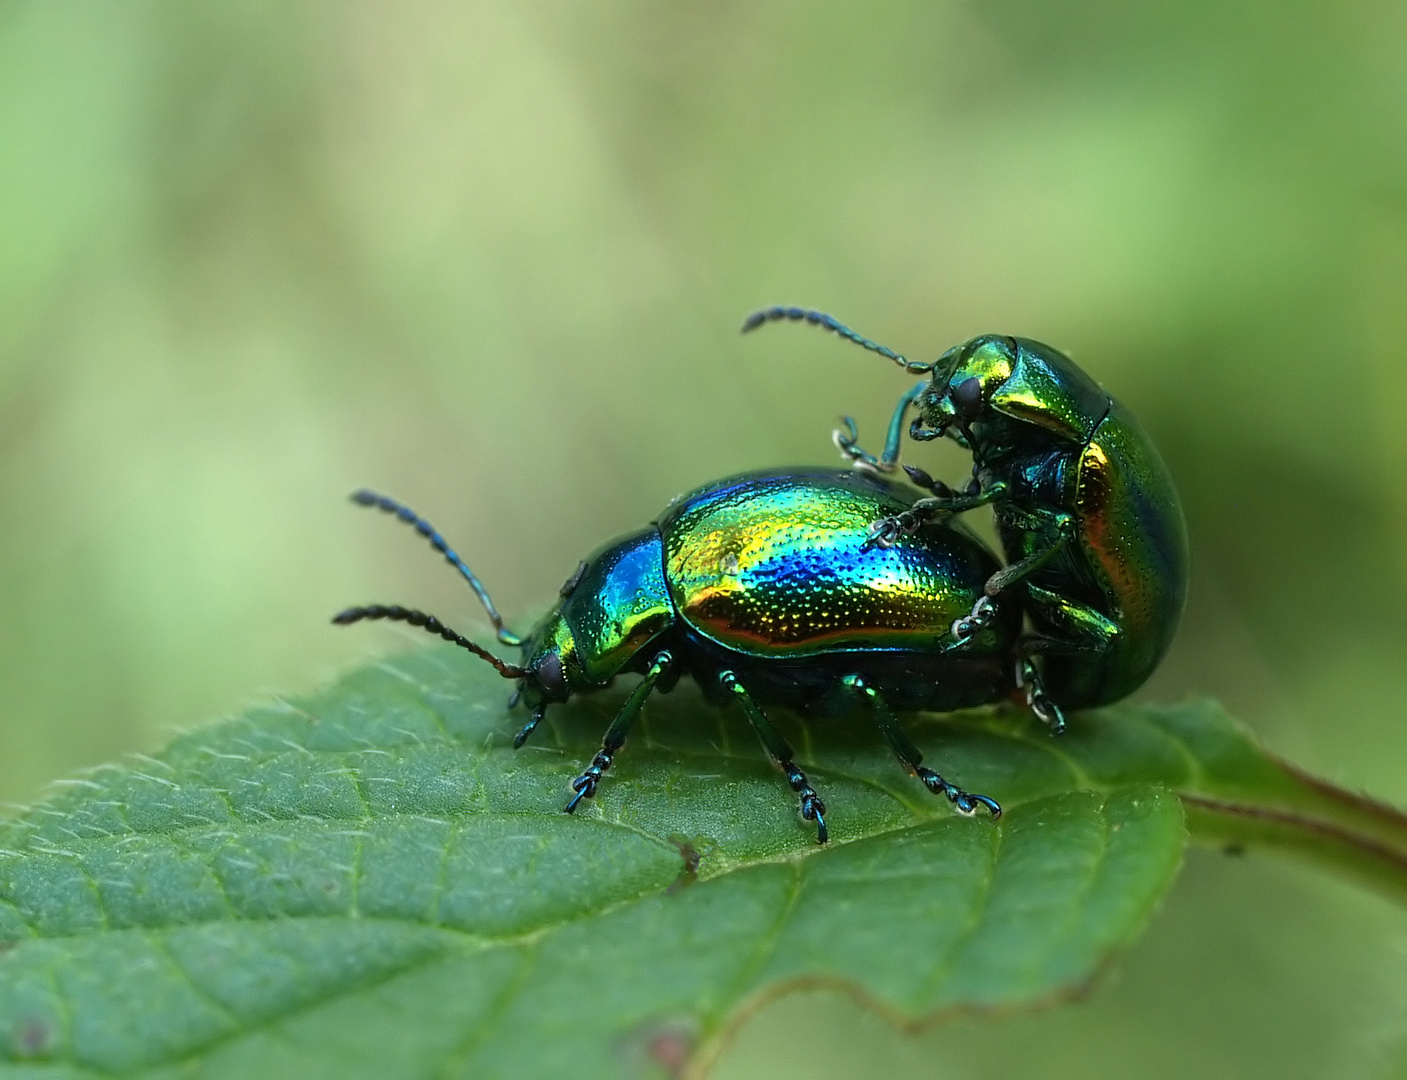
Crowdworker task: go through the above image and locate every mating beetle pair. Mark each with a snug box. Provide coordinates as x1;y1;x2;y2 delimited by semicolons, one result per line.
336;310;1187;843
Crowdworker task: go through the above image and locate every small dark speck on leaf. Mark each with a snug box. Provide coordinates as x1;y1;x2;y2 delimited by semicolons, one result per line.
14;1016;53;1057
649;1028;694;1076
666;835;703;895
618;1019;698;1079
1223;842;1246;857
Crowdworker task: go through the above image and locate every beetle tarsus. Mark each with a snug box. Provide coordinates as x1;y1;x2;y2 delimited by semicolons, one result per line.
565;748;613;813
834;416;894;474
1030;691;1067;735
1019;655;1067;735
950;595;1000;647
785;762;828;844
809;803;829;844
916;766;1002;819
864;513;918;550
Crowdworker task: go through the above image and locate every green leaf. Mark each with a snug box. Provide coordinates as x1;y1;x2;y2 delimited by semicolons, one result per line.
0;647;1400;1079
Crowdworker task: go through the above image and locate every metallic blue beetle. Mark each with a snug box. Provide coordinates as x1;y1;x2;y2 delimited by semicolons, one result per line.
335;469;1043;843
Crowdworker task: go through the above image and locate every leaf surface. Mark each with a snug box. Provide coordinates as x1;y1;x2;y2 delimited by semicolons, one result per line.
0;647;1398;1078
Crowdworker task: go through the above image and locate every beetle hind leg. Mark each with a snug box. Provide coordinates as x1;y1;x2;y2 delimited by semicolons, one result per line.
1014;583;1124;734
1017;653;1067;735
843;674;1001;820
720;671;828;844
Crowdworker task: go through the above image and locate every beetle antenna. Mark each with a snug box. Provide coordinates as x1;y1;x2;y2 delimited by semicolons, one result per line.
350;490;522;647
332;604;529;679
740;306;932;375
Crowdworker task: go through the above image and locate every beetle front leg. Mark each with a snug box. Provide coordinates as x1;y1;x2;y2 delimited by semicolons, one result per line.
721;671;828;843
512;704;547;749
833;379;928;472
842;674;1000;819
565;651;673;814
866;480;1010;549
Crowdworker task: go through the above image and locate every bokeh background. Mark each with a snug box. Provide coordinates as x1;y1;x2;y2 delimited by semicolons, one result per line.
3;1;1407;1077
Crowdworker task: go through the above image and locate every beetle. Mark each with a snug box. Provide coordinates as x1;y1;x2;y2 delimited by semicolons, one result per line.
334;468;1042;843
742;307;1190;734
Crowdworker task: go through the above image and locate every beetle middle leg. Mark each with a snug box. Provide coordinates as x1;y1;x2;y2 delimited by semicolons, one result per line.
841;674;1001;819
720;671;828;844
945;511;1077;649
565;651;674;814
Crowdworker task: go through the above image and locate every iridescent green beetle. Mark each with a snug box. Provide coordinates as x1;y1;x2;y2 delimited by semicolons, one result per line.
744;308;1190;733
335;469;1033;843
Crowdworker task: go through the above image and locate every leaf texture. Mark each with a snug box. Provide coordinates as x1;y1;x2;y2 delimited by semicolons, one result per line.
7;644;1389;1079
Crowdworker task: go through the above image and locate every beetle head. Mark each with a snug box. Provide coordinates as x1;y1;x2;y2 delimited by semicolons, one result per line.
514;611;583;710
921;335;1018;444
927;335;1109;447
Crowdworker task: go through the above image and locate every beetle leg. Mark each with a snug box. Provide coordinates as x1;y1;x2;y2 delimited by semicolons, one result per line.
720;671;828;844
1022;584;1122;649
946;513;1077;647
1016;653;1067;736
564;651;673;814
833;380;929;473
512;705;547;749
946;595;1001;649
1011;585;1123;735
842;674;1001;819
866;481;1010;549
878;380;930;467
834;416;880;468
984;516;1076;597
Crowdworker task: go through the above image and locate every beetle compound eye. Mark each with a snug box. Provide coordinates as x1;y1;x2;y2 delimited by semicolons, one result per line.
535;651;567;698
952;376;984;417
952;377;984;419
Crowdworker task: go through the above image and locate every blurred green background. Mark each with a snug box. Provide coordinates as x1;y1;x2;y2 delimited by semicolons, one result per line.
2;1;1407;1077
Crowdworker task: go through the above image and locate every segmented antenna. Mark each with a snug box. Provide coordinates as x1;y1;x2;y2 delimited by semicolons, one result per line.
350;489;522;646
740;306;932;374
332;605;527;679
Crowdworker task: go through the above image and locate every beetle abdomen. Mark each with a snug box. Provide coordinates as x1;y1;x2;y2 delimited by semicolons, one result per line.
660;470;1001;658
1050;402;1190;704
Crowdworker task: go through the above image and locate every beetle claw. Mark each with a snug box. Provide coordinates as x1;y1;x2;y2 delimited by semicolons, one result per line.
801;794;829;844
866;513;917;550
564;749;613;812
950;595;999;646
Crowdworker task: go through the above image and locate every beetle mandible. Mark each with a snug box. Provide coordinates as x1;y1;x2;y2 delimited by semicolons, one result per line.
743;307;1190;733
335;468;1041;843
